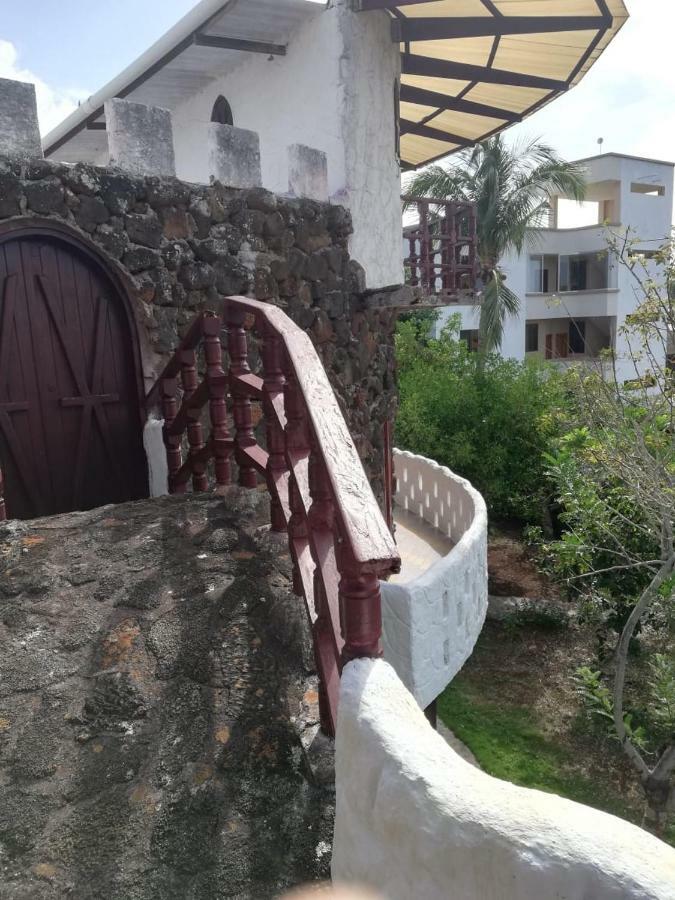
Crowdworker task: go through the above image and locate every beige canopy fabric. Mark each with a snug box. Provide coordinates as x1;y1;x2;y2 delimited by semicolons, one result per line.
363;0;629;169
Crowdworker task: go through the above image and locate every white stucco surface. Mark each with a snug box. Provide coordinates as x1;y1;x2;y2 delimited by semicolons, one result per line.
0;77;42;158
337;3;403;290
208;122;261;189
382;450;488;710
288;143;329;202
143;417;169;499
105;99;176;178
333;658;675;900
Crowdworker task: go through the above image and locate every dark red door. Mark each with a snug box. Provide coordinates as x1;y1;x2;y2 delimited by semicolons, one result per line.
0;233;148;519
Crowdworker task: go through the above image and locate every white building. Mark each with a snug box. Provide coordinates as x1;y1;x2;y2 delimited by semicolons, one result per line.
42;0;627;296
437;153;674;383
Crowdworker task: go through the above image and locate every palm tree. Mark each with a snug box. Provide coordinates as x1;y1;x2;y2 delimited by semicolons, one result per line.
405;136;586;353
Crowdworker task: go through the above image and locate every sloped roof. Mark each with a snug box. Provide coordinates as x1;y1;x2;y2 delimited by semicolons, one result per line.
383;0;629;168
44;0;322;162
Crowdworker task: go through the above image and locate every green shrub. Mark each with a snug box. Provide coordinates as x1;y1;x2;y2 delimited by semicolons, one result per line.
395;317;567;522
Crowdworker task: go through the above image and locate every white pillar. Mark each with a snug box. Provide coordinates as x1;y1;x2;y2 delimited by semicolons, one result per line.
0;77;42;158
105;98;176;177
288;144;329;202
208;123;262;189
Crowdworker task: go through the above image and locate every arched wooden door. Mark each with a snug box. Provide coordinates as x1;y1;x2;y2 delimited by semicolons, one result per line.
0;229;149;520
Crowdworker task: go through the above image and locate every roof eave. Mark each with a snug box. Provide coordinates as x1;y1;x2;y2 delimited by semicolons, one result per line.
43;0;235;156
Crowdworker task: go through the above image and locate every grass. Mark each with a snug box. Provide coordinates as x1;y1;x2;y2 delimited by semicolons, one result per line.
438;678;634;823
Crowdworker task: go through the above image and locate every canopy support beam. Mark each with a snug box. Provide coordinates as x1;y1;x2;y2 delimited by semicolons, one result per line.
399;119;471;148
393;15;611;42
357;0;443;8
193;33;287;56
399;84;521;123
401;53;567;92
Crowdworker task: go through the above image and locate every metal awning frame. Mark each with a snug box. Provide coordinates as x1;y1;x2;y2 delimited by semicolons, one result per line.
356;0;626;170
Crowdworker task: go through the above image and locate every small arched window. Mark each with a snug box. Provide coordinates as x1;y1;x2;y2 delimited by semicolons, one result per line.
211;96;233;126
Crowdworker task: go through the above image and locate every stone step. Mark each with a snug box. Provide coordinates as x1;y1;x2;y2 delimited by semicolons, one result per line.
0;489;333;899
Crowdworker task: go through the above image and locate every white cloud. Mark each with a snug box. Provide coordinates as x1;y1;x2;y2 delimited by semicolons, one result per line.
0;39;89;136
505;0;675;165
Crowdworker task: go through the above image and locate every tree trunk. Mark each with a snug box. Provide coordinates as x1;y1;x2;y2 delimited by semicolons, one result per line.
643;776;674;836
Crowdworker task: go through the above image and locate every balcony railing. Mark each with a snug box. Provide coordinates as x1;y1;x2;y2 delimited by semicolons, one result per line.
146;300;401;737
402;195;479;301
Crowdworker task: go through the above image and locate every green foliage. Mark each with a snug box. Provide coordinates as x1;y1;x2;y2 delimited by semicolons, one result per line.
646;654;675;741
541;424;660;619
397;307;439;345
438;678;636;823
573;666;648;751
539;337;674;630
395;318;567;521
538;233;675;826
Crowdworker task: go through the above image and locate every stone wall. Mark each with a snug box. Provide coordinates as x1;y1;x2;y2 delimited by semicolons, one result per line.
0;154;398;503
333;658;675;900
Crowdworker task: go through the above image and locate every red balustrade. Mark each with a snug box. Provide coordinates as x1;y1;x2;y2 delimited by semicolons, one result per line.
402;195;479;299
146;312;232;495
147;299;401;736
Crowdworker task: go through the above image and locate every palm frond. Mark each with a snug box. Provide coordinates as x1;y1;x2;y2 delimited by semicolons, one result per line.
404;134;585;354
479;272;521;353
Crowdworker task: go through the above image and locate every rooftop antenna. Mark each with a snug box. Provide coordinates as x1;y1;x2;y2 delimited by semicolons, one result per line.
597;137;604;154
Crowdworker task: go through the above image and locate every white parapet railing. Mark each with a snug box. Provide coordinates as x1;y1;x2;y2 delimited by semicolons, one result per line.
381;449;488;710
333;659;675;900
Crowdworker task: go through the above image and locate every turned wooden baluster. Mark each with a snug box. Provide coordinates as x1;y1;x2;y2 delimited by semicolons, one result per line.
261;320;288;532
178;346;208;492
469;203;479;282
202;316;231;488
407;232;419;287
419;201;432;290
161;377;185;494
308;440;337;734
0;464;6;521
227;306;257;488
440;211;450;292
448;205;458;292
283;365;310;597
338;553;384;665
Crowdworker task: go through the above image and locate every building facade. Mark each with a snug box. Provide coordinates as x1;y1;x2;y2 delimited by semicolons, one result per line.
436;153;674;383
44;0;404;292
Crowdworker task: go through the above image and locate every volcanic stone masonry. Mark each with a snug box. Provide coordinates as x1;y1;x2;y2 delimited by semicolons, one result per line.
0;155;399;505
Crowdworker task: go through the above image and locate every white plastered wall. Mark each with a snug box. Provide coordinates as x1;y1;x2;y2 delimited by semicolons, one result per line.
171;10;341;193
336;2;403;289
382;450;488;710
170;1;402;289
333;658;675;900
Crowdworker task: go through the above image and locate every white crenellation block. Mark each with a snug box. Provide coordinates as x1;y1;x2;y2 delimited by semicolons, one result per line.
288;144;328;202
207;123;262;189
0;77;42;158
105;98;176;177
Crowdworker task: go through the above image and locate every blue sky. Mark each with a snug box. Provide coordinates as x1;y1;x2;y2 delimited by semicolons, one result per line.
1;0;673;165
1;0;196;91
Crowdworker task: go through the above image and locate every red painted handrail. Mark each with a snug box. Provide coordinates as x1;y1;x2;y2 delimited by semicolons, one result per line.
147;298;400;736
402;195;479;297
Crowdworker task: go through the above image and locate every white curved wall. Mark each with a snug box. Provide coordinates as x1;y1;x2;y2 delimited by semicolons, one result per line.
382;450;488;710
333;658;675;900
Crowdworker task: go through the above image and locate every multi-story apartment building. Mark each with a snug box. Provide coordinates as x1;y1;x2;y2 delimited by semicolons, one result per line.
436;153;674;383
